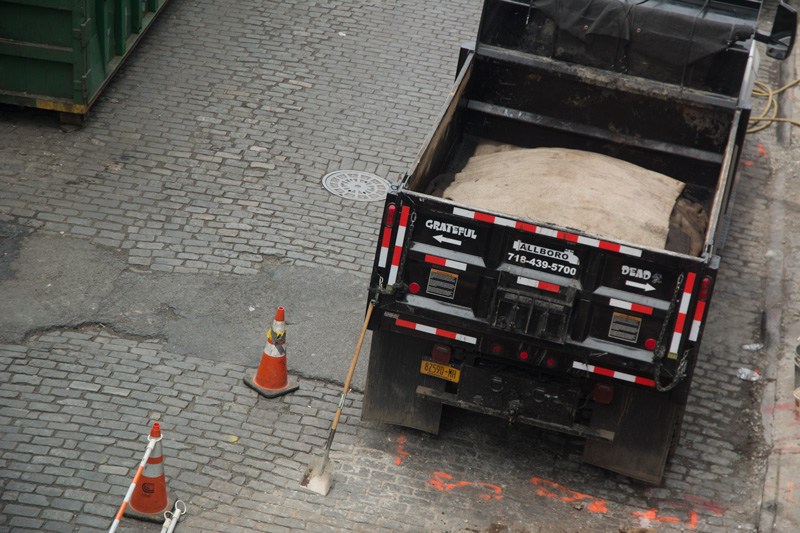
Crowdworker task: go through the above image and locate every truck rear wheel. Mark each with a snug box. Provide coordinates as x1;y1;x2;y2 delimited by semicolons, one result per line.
361;330;444;434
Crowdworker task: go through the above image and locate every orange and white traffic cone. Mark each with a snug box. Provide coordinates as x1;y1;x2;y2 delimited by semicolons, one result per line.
124;422;173;522
244;306;299;398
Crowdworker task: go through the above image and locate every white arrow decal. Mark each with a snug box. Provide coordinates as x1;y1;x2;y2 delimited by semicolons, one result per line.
433;234;462;246
625;280;655;292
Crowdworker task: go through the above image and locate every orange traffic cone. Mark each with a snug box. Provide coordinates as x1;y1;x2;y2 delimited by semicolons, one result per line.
244;306;299;398
124;423;173;522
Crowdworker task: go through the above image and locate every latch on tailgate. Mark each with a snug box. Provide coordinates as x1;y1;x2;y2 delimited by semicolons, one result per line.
491;273;575;343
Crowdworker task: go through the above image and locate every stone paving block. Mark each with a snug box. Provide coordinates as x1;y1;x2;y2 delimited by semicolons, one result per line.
40;521;74;533
3;504;41;518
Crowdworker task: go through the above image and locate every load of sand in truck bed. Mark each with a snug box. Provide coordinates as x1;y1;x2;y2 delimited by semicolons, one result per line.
427;142;708;256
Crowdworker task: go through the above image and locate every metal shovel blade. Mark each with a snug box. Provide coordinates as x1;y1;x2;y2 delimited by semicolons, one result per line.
300;301;374;497
300;455;333;496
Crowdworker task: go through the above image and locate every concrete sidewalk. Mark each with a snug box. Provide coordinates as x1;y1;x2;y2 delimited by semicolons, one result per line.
758;30;800;532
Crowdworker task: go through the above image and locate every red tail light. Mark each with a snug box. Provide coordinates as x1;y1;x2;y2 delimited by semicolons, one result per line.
408;282;420;294
698;276;712;300
432;344;451;364
593;383;614;404
384;204;397;227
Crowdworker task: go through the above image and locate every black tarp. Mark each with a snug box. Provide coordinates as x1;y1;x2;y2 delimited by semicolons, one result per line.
533;0;755;65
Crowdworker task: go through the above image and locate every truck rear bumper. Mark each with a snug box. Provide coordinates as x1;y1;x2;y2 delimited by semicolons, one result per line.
415;385;614;442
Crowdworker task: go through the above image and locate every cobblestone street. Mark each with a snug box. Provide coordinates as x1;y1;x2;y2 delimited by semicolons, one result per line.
2;1;799;532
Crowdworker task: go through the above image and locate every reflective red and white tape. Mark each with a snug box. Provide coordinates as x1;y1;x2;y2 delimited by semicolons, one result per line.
453;207;642;257
688;300;706;342
378;225;392;268
517;276;561;294
609;298;654;315
387;206;411;286
395;318;477;345
572;361;656;387
425;254;467;271
668;272;696;359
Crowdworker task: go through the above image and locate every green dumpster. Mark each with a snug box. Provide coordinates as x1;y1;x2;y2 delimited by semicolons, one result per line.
0;0;170;119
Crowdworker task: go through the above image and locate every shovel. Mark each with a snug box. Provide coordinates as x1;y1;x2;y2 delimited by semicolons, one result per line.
300;300;375;495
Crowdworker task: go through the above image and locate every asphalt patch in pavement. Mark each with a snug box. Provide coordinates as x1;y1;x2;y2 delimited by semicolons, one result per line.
0;232;373;390
0;220;31;280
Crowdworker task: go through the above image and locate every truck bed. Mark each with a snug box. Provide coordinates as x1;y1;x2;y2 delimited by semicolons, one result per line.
403;41;747;261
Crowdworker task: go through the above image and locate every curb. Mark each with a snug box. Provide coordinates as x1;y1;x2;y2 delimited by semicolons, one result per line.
758;36;798;532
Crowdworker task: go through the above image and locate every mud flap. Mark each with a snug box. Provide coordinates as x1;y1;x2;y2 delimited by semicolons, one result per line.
582;386;679;485
361;329;444;434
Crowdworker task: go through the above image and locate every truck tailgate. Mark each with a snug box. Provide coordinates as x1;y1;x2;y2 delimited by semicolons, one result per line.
374;191;708;378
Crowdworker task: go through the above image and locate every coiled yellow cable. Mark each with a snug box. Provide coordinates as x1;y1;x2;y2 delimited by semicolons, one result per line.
747;78;800;133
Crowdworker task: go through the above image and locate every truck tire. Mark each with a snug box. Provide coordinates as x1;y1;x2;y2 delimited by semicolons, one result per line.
360;330;444;434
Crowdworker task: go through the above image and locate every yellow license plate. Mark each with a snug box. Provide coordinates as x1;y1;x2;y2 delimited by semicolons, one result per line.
420;360;461;383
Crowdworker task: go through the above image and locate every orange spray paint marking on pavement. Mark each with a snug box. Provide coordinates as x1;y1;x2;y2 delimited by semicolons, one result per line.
761;403;800;428
741;144;769;166
683;494;724;516
771;435;800;452
761;403;795;414
785;482;797;504
633;508;698;529
395;435;410;465
638;488;723;529
644;488;725;516
531;478;607;513
429;471;503;500
633;508;680;524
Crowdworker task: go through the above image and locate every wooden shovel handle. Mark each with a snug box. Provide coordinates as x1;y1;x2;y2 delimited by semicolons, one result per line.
330;301;375;432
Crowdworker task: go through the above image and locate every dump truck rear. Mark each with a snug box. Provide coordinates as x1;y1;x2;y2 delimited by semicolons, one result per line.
361;0;796;483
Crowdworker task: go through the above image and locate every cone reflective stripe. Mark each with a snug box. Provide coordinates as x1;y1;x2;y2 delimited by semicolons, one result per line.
123;423;173;522
244;306;299;398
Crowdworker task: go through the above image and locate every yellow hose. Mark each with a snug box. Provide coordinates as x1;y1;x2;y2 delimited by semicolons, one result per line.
747;78;800;133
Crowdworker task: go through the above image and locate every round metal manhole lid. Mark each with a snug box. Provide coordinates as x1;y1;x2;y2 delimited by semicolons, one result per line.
322;170;390;202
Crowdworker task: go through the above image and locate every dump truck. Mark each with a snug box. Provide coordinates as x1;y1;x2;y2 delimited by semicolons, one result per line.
360;0;795;484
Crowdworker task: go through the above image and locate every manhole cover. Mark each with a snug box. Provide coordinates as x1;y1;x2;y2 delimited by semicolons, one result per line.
322;170;390;202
